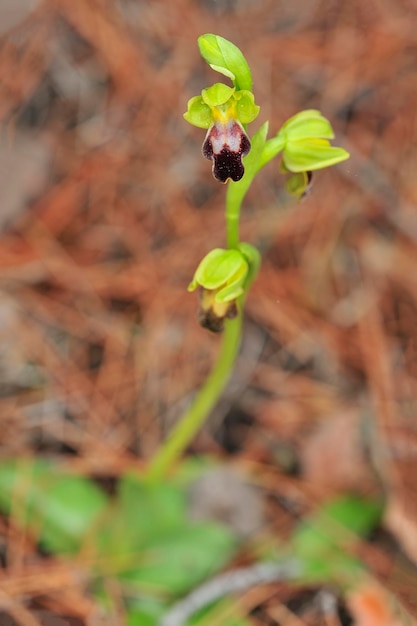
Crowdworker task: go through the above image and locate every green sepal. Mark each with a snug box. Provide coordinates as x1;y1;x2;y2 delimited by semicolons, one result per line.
238;242;261;290
198;34;253;92
283;138;350;172
188;248;248;302
238;242;260;267
184;95;212;129
278;109;335;142
202;83;235;107
234;90;260;124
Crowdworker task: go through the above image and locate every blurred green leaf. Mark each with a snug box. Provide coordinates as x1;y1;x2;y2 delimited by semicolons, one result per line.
92;474;188;572
127;598;165;626
119;523;236;596
127;595;251;626
292;495;382;583
191;596;252;626
118;473;187;543
0;459;108;554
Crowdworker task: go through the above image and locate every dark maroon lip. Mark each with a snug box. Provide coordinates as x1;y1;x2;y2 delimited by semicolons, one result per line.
202;120;251;183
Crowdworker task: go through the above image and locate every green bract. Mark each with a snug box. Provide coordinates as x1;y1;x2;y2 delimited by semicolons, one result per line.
198;34;253;92
188;248;248;303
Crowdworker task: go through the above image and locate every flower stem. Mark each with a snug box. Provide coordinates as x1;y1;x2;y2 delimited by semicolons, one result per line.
146;312;242;482
226;213;239;249
147;150;256;482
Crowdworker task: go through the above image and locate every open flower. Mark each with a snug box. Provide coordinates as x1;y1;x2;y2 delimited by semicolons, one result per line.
188;248;249;332
275;110;349;197
184;83;259;183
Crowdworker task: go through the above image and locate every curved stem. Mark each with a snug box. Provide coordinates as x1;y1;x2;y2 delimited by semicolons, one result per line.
146;312;242;482
147;128;265;482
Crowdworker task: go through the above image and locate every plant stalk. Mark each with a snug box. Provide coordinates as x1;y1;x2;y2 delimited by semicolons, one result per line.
146;312;242;482
147;171;254;482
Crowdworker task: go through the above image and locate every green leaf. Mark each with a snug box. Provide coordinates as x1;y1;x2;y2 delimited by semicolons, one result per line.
126;596;251;626
322;495;382;536
127;598;166;626
292;495;382;584
191;596;252;626
198;34;253;92
127;609;158;626
94;475;188;565
38;475;107;553
283;138;350;172
0;459;108;554
117;473;187;544
119;523;236;596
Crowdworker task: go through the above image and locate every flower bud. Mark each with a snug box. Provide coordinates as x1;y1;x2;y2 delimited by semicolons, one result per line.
188;248;249;332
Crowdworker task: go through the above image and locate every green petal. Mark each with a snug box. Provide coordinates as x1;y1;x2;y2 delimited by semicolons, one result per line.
208;64;235;82
238;242;261;269
283;138;350;172
234;90;260;124
184;96;212;129
192;248;248;291
198;34;253;92
215;282;244;303
201;83;235;107
278;110;335;141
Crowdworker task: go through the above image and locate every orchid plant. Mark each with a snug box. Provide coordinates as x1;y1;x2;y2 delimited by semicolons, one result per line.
147;35;349;481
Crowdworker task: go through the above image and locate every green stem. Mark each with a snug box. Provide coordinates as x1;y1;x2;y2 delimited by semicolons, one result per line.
146;313;242;482
226;213;239;249
147;129;266;482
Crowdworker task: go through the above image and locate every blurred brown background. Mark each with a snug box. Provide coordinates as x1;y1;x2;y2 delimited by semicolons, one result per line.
1;0;417;620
